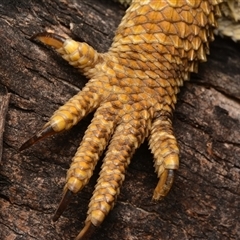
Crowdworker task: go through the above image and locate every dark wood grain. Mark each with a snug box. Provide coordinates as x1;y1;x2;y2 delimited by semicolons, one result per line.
0;1;239;239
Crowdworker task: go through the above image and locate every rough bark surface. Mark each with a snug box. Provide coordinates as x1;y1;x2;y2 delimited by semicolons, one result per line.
0;1;240;239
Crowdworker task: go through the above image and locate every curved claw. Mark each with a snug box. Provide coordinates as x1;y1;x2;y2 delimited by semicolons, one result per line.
19;124;55;151
53;190;96;240
52;189;74;222
31;32;66;49
153;169;174;201
75;221;96;240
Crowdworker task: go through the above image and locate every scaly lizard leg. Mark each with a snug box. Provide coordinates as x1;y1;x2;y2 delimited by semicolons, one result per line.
20;1;222;239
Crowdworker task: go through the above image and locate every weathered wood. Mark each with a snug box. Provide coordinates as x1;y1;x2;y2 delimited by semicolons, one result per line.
0;1;239;239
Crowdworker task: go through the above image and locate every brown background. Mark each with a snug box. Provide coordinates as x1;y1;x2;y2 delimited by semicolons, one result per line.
0;0;240;239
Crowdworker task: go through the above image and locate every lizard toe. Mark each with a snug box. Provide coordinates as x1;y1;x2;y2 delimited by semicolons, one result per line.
149;115;179;200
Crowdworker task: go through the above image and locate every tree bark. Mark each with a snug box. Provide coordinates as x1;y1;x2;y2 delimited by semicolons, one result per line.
0;1;239;239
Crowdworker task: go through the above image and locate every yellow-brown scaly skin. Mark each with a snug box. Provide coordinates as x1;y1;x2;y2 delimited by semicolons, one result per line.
21;0;223;239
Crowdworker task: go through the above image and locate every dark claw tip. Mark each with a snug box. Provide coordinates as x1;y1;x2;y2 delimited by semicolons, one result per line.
153;169;175;201
75;221;96;240
19;137;38;151
52;189;74;222
19;125;55;151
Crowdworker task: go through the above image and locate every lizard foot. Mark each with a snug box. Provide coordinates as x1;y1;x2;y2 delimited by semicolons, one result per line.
20;0;222;238
20;31;179;239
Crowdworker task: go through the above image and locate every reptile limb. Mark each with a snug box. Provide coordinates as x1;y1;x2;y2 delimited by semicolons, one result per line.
20;0;226;239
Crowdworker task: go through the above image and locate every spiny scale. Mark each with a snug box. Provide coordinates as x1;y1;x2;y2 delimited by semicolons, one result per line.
20;1;222;239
